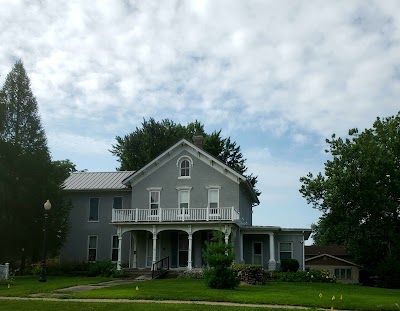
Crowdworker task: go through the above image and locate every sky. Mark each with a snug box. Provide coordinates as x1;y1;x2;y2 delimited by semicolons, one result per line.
1;1;399;241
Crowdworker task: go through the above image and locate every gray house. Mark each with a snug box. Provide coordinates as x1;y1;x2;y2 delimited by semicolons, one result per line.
61;138;311;271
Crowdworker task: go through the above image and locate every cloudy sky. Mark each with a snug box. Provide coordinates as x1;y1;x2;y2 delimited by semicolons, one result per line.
1;1;399;238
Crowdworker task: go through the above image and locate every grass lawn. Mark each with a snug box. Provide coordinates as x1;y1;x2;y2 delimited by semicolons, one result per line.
0;300;302;311
74;279;400;311
0;276;111;297
1;276;400;310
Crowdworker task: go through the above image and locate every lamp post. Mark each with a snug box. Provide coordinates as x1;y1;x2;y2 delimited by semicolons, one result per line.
38;199;51;282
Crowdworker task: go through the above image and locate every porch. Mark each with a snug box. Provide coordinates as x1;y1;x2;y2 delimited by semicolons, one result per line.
112;206;239;223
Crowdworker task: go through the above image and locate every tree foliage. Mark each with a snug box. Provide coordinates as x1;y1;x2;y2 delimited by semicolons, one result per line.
0;60;73;263
111;118;260;195
300;112;400;273
202;231;239;289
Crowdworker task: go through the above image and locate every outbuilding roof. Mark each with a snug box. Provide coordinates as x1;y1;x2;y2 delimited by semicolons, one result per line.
63;171;134;191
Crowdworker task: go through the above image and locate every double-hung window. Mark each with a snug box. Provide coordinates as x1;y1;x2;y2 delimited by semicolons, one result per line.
113;197;123;209
279;242;293;260
89;198;99;221
179;190;189;215
207;187;220;215
88;235;98;262
111;235;119;262
146;188;162;217
150;191;160;216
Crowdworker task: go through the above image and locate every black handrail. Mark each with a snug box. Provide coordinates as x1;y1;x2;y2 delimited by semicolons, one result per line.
152;256;170;279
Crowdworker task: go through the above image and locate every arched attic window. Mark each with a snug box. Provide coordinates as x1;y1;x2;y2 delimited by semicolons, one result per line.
176;156;193;179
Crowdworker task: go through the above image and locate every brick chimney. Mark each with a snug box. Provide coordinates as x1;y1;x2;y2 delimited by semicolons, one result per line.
192;135;204;149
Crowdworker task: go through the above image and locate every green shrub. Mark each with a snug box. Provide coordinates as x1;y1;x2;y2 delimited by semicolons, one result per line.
272;269;336;283
280;259;299;272
202;231;240;289
204;267;240;289
87;261;118;277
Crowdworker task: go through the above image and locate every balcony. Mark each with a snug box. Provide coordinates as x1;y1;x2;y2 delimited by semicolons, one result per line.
112;207;239;223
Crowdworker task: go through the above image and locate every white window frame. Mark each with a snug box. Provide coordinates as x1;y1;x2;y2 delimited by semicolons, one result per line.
146;187;162;216
279;242;293;261
111;235;119;262
87;235;98;262
88;197;99;222
113;196;123;209
252;241;263;265
176;156;193;179
176;186;192;215
206;186;221;215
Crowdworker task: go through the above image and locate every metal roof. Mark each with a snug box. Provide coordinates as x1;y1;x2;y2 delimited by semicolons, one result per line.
63;171;134;190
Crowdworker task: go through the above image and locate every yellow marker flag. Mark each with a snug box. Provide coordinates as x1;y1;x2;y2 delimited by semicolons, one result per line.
7;284;10;289
319;293;322;299
136;286;139;291
332;295;335;300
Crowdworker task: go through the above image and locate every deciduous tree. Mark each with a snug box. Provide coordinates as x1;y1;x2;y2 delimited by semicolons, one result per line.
300;112;400;274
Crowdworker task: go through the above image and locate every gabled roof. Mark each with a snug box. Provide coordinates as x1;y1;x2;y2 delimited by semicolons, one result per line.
63;171;134;191
305;253;362;267
122;139;260;204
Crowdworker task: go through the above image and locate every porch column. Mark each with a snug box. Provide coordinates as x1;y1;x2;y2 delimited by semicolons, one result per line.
187;233;193;270
268;232;276;271
117;226;122;270
152;226;157;266
132;232;137;268
224;225;231;245
239;231;244;263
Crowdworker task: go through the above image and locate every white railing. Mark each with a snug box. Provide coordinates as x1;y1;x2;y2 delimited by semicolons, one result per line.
112;207;240;223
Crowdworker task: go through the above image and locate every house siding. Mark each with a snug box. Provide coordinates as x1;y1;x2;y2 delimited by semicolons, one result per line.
61;191;131;264
131;150;240;211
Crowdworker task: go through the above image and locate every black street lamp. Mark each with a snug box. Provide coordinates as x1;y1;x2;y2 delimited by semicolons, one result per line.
38;199;52;282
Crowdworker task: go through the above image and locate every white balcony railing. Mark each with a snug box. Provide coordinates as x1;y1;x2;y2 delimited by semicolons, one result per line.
112;207;239;223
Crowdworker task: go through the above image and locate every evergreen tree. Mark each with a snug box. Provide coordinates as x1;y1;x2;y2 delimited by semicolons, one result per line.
0;60;71;264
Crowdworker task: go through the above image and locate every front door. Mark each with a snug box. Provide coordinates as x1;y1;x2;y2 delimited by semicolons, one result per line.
253;242;263;265
178;233;188;267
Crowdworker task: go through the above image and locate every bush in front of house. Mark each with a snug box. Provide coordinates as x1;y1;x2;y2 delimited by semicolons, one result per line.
202;231;240;289
280;259;300;272
232;264;267;285
272;269;336;283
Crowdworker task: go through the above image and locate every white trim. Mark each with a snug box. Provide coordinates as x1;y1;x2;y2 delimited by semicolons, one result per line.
206;185;222;189
148;190;160;215
175;186;193;191
88;197;99;222
146;187;163;191
176;155;194;167
87;235;98;262
208;188;219;215
278;242;293;261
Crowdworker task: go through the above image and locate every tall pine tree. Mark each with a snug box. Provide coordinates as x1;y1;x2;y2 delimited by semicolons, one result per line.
0;60;71;265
